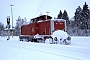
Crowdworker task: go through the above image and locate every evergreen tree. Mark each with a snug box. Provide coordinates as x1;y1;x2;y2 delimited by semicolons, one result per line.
88;9;90;29
80;2;89;29
57;10;62;19
82;2;89;18
62;10;69;25
74;2;90;36
74;6;82;27
62;10;69;20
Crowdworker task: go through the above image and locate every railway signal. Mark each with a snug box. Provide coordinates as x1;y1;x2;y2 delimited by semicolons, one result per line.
7;16;10;25
6;16;11;40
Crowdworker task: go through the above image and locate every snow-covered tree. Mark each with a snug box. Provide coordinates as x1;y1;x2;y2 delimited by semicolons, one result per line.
80;2;89;30
74;6;82;28
73;2;90;36
15;16;27;36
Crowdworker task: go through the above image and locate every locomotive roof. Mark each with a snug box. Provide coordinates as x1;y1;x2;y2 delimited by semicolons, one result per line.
31;15;52;20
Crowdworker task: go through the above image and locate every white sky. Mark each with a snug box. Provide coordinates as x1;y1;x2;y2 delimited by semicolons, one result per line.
0;0;90;26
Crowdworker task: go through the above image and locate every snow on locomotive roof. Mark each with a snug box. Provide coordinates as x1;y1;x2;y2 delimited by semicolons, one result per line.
51;19;66;21
51;19;66;22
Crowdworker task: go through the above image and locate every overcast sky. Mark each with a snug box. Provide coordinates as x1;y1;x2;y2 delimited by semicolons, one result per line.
0;0;90;26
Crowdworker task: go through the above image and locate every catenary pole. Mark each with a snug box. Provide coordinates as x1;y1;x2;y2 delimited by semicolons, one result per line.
10;4;14;37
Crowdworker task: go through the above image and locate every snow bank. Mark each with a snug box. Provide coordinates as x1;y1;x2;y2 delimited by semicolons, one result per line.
51;30;68;40
51;30;71;44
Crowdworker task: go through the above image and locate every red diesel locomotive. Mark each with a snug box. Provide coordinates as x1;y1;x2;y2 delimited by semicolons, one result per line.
19;15;67;42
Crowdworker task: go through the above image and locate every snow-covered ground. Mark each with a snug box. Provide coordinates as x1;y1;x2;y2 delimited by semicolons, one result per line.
0;36;90;60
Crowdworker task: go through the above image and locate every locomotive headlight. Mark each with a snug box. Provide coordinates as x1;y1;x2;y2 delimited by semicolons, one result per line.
60;23;63;24
56;23;58;24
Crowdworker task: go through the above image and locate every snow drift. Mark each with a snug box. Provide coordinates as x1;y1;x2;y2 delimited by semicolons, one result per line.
51;30;71;44
51;30;68;40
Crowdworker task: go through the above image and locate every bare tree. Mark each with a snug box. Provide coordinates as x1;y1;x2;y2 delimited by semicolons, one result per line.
15;16;27;36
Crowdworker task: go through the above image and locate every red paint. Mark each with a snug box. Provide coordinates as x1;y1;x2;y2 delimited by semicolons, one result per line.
38;20;50;35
